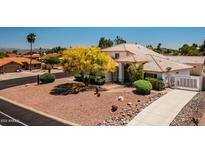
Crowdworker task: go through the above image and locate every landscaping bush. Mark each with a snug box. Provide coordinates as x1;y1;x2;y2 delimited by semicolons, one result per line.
94;76;105;85
74;73;105;85
82;74;91;85
74;73;83;82
145;77;165;91
40;73;55;84
127;64;144;83
133;80;152;95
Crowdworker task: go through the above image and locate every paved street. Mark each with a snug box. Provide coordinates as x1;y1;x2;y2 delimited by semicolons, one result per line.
0;111;26;126
0;72;73;90
0;71;75;126
0;69;63;80
127;89;198;126
0;98;70;126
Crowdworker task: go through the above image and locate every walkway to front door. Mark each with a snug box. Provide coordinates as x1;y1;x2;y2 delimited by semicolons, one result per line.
127;89;198;126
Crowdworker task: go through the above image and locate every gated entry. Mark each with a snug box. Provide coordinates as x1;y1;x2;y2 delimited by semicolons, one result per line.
170;76;202;91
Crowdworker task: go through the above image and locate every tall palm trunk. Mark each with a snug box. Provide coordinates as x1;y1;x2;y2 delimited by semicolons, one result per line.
30;43;32;71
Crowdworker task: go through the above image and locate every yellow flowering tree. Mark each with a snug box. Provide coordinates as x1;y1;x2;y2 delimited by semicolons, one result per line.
61;47;116;74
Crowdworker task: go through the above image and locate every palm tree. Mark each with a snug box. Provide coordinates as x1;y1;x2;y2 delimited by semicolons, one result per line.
26;33;36;71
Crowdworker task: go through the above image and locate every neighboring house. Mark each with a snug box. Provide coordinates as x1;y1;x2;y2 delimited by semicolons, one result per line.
0;59;22;73
0;57;41;73
22;54;41;60
5;53;17;57
102;43;203;91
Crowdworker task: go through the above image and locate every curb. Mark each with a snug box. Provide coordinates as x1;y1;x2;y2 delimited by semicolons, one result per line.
0;96;80;126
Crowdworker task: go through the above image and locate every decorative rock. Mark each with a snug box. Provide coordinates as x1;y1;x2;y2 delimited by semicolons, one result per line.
25;84;31;87
111;105;118;112
137;99;141;102
118;96;124;102
127;102;132;106
127;113;133;117
106;119;113;123
122;121;128;125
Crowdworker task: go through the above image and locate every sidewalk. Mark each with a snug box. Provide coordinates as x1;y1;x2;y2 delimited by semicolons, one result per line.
127;89;198;126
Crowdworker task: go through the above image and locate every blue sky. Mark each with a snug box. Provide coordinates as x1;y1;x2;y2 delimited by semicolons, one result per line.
0;27;205;49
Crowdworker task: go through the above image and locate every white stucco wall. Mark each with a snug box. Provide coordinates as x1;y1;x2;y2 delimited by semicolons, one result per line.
161;70;190;81
161;70;190;87
118;63;124;83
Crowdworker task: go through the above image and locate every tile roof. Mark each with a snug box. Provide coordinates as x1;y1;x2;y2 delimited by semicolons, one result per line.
102;43;163;57
166;56;205;64
116;54;149;64
103;44;193;73
0;57;41;67
5;53;17;57
22;54;40;58
0;58;23;67
144;55;193;73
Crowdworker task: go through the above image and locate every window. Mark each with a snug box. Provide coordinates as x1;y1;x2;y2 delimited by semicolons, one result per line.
34;64;37;67
115;53;120;59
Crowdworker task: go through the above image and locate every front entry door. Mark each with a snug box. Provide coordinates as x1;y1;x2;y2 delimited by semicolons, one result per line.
124;64;130;83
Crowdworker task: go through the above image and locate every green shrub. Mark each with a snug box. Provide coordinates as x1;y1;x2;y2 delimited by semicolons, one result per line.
82;74;90;85
74;73;83;82
94;77;105;85
133;80;152;95
74;73;105;85
145;77;165;91
127;64;144;83
40;73;55;84
89;75;96;84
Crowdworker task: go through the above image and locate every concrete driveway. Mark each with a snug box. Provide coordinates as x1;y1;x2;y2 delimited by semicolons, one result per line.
127;89;198;126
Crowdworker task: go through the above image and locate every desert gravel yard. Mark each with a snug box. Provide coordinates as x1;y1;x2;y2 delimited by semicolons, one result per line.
170;92;205;126
0;78;167;126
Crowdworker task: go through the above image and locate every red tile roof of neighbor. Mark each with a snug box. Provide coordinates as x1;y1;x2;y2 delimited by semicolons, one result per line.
5;53;17;57
0;58;22;67
0;57;41;67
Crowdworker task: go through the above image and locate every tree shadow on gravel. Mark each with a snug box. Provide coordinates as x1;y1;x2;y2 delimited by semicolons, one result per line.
50;83;92;95
50;82;106;96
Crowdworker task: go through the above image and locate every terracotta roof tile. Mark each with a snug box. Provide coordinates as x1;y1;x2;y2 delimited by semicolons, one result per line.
0;57;41;67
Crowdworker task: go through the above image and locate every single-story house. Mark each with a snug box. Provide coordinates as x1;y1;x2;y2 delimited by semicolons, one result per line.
0;59;22;73
22;54;41;60
5;53;17;57
0;57;41;73
102;43;204;91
